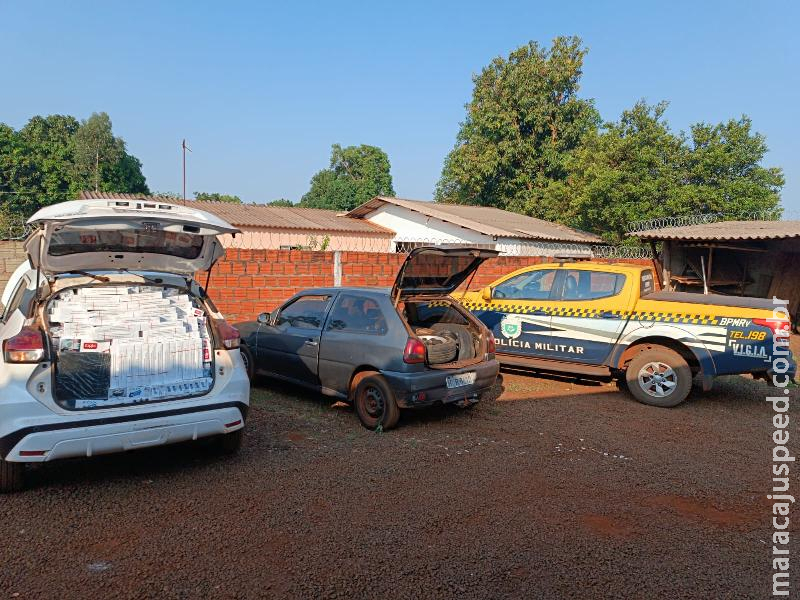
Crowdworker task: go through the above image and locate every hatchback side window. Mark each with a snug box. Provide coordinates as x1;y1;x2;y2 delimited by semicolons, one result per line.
276;295;331;330
493;270;557;300
561;270;626;301
327;294;388;335
1;277;30;323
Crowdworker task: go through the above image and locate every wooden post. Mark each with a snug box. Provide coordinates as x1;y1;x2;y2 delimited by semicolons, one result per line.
707;247;714;292
661;241;672;290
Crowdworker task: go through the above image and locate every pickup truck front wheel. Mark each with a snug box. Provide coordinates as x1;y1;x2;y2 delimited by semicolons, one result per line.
625;347;692;408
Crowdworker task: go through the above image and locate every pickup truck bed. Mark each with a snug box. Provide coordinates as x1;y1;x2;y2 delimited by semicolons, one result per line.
643;291;778;311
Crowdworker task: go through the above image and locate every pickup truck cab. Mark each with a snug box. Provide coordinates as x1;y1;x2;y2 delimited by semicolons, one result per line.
461;261;796;407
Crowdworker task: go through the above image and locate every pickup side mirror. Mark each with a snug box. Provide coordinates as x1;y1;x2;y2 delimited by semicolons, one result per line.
257;311;271;325
481;286;493;301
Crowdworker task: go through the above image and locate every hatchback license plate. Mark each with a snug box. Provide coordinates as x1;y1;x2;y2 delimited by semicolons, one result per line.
446;372;476;389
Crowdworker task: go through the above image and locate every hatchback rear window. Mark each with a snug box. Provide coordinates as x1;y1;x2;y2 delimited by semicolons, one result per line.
47;228;204;259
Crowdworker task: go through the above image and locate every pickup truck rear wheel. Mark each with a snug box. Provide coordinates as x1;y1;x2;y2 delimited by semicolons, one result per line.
354;374;400;431
625;347;692;408
0;458;25;493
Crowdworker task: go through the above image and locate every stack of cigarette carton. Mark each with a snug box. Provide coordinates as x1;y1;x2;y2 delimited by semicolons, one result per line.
48;286;213;408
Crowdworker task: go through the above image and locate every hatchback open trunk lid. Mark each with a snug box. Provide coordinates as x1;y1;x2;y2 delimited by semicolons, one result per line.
24;199;239;276
392;247;499;298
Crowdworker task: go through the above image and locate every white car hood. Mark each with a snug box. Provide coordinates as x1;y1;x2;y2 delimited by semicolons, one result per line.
24;199;239;276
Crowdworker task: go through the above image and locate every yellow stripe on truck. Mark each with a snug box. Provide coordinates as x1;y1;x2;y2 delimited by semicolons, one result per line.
457;300;725;325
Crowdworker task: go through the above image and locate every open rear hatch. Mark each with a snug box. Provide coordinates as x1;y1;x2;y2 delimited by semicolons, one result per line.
21;200;240;410
394;247;499;367
392;247;499;299
24;199;239;276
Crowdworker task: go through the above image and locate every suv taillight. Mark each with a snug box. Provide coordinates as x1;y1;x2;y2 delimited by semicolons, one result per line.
753;318;791;337
3;327;46;363
215;319;241;350
403;337;426;364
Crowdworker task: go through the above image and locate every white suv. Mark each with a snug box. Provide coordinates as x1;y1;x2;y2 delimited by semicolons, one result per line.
0;199;250;492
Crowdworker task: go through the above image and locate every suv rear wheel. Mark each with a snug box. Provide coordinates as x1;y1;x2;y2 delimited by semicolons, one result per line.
625;347;692;407
0;458;25;493
215;429;244;455
353;373;400;431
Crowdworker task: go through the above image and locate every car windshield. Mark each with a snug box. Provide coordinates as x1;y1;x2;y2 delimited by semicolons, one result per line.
47;228;204;259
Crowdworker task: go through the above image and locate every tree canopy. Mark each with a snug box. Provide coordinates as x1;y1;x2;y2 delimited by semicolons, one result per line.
559;102;784;242
267;198;295;206
0;112;148;219
194;192;242;203
300;144;395;211
435;36;599;217
435;37;785;241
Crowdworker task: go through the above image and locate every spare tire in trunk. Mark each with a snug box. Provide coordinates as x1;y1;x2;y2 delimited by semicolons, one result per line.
431;323;476;361
417;333;458;364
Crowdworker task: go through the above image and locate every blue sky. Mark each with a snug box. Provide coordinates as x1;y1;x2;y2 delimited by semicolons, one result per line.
1;0;798;210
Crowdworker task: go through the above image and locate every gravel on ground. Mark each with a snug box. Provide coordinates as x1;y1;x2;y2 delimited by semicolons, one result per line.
1;358;798;598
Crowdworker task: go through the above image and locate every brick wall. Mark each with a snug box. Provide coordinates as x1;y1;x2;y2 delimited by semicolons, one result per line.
0;241;26;293
200;249;659;322
201;249;336;322
0;244;657;320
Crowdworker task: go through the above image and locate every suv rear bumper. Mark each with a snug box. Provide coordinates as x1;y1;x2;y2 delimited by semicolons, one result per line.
383;359;499;408
0;401;248;463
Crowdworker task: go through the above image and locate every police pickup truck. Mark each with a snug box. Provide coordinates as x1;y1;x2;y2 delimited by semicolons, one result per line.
460;262;795;407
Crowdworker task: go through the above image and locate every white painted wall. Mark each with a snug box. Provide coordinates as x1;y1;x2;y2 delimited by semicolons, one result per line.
364;204;593;256
365;204;494;245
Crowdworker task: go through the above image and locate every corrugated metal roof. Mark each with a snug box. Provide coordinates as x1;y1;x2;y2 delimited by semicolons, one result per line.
347;196;602;243
77;191;394;235
632;220;800;241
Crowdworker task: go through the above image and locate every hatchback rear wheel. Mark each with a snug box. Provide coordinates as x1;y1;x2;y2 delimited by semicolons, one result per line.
353;374;400;431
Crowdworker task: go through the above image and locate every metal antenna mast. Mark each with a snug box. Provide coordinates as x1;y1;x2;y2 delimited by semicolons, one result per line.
182;139;192;205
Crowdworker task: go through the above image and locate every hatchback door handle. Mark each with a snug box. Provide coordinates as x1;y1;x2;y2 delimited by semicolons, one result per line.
304;340;319;346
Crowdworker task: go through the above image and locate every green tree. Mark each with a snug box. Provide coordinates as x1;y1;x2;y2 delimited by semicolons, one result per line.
267;198;294;206
559;101;686;242
1;116;80;216
0;113;149;218
680;116;783;216
73;112;124;192
560;102;784;243
194;192;242;203
300;144;395;211
434;36;600;218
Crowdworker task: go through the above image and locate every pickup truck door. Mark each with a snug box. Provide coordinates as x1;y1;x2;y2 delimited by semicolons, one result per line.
547;269;633;364
255;293;333;386
478;268;560;358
